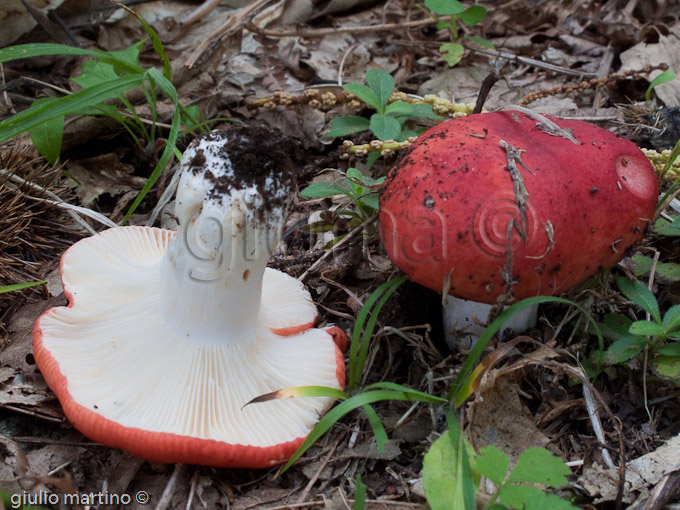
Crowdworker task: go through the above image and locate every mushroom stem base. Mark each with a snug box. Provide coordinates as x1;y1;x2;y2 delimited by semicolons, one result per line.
443;296;539;351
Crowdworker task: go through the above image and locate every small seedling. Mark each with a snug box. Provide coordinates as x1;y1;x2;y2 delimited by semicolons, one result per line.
327;68;440;166
420;0;494;67
422;411;577;510
300;168;384;238
597;276;680;381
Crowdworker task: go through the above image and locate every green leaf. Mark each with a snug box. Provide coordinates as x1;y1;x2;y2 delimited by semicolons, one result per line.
0;280;47;293
299;181;349;198
0;74;144;144
369;113;402;141
365;68;394;111
656;343;680;356
646;70;676;102
459;5;487;26
27;97;63;164
506;448;571;487
384;101;441;120
498;485;545;509
439;42;465;67
72;60;120;89
366;151;381;169
474;445;508;486
652;355;680;378
357;192;380;212
629;320;665;337
354;473;366;510
327;116;371;138
424;0;465;15
616;276;661;324
108;39;145;69
344;83;382;111
465;35;495;49
654;216;680;236
422;426;477;510
523;491;580;510
632;255;680;283
604;335;648;364
663;305;680;332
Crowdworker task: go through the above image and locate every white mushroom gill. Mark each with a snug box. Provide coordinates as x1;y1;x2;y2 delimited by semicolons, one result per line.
37;129;342;449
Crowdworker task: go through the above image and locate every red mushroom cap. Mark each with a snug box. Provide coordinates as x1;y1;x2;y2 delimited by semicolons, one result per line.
379;111;658;303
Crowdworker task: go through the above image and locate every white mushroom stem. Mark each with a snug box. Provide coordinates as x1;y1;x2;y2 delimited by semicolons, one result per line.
160;132;293;344
443;296;538;351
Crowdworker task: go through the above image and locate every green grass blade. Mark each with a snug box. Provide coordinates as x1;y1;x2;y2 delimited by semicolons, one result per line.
364;381;447;404
354;473;366;510
0;44;143;74
279;388;435;473
0;280;46;293
120;100;181;224
449;296;603;406
0;74;144;143
361;404;388;453
348;275;408;390
115;2;172;80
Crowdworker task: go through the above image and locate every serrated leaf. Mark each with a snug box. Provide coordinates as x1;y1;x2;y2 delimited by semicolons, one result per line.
425;0;465;15
365;68;394;111
439;42;465;67
346;167;362;179
474;445;508;486
27;98;63;165
506;448;571;487
465;35;495;49
663;305;680;332
344;83;382;111
299;182;349;198
459;5;487;26
616;276;661;323
369;114;402;141
629;320;664;337
327;116;371;138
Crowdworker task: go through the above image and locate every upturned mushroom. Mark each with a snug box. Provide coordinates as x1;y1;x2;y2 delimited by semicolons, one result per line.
34;126;346;468
379;110;658;348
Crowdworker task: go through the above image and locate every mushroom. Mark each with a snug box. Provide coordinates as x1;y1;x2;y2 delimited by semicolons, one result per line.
33;127;346;468
379;110;658;349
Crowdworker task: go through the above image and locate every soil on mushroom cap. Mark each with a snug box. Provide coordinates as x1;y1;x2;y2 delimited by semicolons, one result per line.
188;125;299;221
